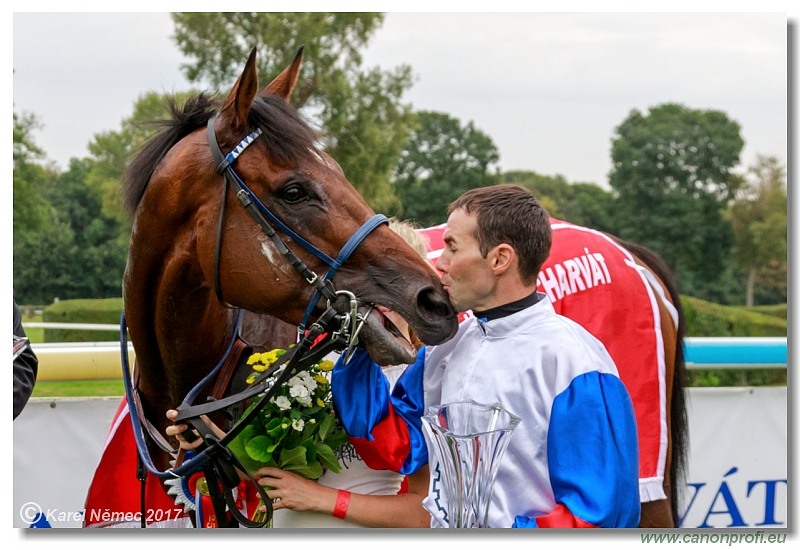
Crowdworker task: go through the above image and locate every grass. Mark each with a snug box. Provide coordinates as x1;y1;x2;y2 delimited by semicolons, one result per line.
22;311;124;397
31;379;125;398
21;310;44;343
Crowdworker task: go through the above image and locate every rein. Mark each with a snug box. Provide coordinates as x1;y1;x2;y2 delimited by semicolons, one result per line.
123;117;389;527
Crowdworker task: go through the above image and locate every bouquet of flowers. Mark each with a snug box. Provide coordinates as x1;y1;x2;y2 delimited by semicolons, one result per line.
227;348;349;479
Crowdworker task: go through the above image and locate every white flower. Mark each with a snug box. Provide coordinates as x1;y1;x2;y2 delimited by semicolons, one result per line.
289;371;318;394
273;395;292;410
291;418;305;431
289;383;312;406
297;371;318;392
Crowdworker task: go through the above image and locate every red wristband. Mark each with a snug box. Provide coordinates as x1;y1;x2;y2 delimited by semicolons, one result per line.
332;489;351;519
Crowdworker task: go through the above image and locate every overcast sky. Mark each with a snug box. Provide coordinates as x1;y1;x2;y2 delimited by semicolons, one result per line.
9;9;791;189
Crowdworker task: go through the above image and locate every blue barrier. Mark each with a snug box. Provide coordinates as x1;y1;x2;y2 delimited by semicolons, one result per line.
683;337;787;369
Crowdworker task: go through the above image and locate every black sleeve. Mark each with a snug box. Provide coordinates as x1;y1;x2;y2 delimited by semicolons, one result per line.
13;301;38;419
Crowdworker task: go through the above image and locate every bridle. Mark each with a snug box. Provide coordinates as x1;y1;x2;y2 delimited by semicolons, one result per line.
121;115;389;527
206;116;387;334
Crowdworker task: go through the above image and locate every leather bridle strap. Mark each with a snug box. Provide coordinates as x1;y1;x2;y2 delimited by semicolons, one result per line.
206;116;388;331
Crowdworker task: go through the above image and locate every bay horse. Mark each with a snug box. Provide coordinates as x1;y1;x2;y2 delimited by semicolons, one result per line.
118;47;458;524
419;218;688;528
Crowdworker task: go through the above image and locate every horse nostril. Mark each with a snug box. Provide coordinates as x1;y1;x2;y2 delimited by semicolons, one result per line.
415;286;456;325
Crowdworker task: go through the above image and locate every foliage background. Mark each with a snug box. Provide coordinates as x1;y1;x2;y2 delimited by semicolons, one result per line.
13;13;787;323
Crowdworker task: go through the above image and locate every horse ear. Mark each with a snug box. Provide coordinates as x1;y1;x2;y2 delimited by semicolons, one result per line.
217;47;259;138
262;46;304;101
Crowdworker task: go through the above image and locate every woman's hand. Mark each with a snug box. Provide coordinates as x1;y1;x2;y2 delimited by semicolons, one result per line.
165;409;226;450
255;467;337;514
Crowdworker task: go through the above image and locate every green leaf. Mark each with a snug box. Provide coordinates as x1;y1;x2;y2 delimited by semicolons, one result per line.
266;417;287;439
302;438;317;464
325;429;349;451
318;413;335;441
283;461;324;480
301;419;317;439
227;432;264;473
245;435;275;463
316;442;341;473
278;445;308;468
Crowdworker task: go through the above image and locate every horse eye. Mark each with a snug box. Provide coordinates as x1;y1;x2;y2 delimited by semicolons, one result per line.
280;183;308;205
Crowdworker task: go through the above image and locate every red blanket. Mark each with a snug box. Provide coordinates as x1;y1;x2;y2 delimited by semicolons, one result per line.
82;398;187;527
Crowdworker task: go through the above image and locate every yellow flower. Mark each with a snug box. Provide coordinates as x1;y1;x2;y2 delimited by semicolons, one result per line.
252;362;268;373
318;360;334;372
313;374;329;386
246;374;258;385
316;397;325;407
247;352;264;365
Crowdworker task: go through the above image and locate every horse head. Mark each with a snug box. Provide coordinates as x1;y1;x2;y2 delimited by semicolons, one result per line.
123;47;457;421
205;47;458;362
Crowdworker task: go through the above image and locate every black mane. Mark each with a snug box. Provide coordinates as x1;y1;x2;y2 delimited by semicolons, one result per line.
122;93;321;215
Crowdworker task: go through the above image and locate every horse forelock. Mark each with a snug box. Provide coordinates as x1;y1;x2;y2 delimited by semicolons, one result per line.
122;93;321;216
247;95;322;167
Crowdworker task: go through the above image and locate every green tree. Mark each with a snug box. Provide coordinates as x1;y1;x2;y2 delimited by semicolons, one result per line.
52;159;129;298
728;155;787;306
13;112;53;238
13;107;134;303
13;111;62;303
609;103;744;299
171;12;415;211
14;219;80;304
14;156;129;304
563;183;618;234
394;111;500;226
503;170;617;233
87;91;194;227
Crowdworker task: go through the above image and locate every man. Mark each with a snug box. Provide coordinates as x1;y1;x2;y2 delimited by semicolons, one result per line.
332;184;640;528
13;300;38;419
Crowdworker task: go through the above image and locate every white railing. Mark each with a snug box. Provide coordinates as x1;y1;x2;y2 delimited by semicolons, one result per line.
23;322;121;332
25;322;787;381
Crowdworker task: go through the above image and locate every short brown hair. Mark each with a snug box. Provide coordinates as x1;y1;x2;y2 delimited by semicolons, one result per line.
448;184;551;284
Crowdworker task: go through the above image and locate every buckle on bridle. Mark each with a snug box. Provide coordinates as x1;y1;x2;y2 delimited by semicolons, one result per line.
328;290;372;365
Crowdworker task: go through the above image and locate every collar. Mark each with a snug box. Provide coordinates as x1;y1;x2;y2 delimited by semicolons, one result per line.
473;291;543;323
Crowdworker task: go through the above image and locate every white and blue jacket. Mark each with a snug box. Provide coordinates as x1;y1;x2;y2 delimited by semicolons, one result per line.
332;293;640;528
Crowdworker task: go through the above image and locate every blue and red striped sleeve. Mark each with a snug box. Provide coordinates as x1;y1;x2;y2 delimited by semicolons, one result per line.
331;347;428;475
513;371;640;528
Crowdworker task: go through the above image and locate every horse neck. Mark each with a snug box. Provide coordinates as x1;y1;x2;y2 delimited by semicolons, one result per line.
125;256;236;434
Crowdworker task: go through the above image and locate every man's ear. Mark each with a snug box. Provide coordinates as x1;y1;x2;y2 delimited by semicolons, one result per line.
489;243;516;276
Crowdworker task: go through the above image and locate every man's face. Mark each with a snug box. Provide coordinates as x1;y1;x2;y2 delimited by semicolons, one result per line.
437;208;496;313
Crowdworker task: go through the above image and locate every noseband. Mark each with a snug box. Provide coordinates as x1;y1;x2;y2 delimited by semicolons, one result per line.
121;116;389;527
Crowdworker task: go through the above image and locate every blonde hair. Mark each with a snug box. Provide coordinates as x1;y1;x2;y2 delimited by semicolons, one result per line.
388;218;429;260
388;218;429;350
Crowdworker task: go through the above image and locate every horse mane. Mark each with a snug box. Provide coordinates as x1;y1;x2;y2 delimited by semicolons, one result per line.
611;235;689;524
122;92;321;215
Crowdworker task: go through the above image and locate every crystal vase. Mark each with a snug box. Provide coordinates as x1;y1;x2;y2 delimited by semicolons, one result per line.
421;400;521;528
